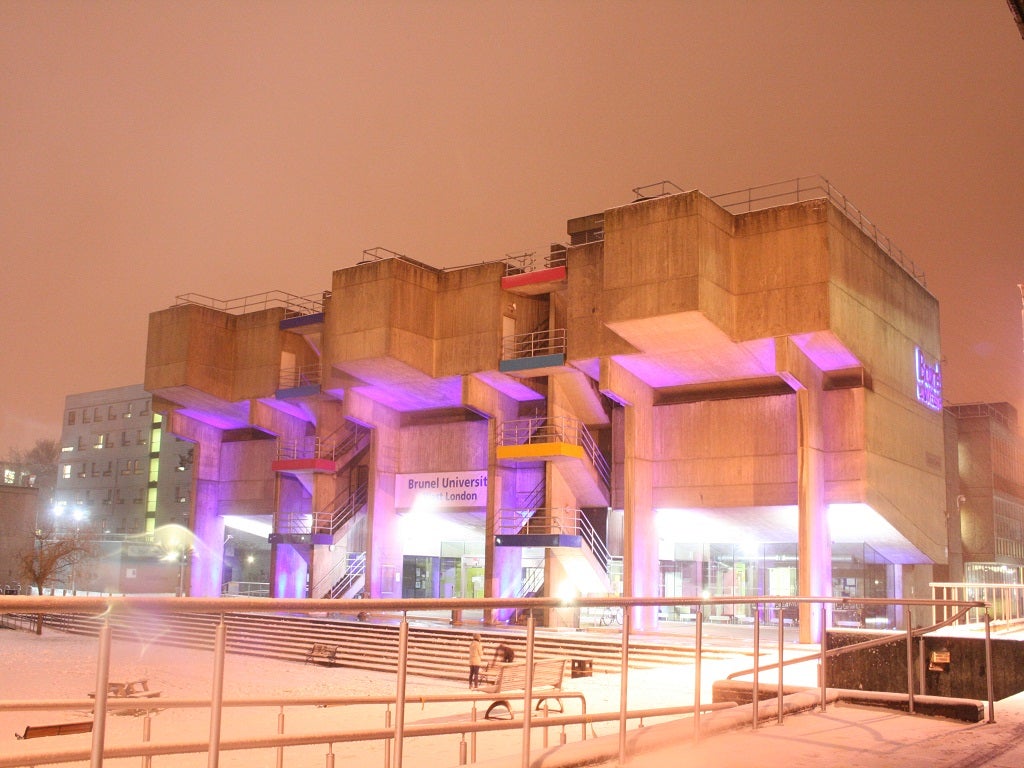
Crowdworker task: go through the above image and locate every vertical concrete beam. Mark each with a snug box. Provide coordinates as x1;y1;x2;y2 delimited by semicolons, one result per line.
464;374;526;624
776;337;829;643
346;390;401;598
600;360;658;631
166;411;225;598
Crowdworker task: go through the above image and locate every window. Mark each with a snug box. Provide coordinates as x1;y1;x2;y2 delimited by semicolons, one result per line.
94;407;102;422
94;433;107;449
91;462;99;477
103;461;112;477
62;464;71;479
67;411;77;426
61;444;74;453
133;459;143;475
83;409;91;424
78;463;87;478
136;429;146;445
122;431;131;446
124;402;134;419
108;405;117;419
77;436;86;451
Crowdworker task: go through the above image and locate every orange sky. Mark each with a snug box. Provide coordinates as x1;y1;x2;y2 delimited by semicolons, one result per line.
1;0;1022;451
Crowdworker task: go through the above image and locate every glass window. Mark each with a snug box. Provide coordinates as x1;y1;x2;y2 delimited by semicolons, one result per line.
67;411;77;426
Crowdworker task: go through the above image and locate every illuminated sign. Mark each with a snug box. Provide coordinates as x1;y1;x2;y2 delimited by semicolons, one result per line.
395;471;488;509
915;347;942;411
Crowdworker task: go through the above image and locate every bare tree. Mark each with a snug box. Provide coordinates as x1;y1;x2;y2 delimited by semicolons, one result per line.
19;526;96;634
6;437;60;508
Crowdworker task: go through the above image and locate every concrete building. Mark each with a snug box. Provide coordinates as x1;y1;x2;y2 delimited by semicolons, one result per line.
945;402;1024;584
144;179;948;639
54;384;194;593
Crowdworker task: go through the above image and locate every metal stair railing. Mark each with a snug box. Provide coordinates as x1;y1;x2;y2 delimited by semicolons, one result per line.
495;507;610;574
313;551;367;599
498;416;610;487
276;421;370;462
276;509;312;535
313;482;369;537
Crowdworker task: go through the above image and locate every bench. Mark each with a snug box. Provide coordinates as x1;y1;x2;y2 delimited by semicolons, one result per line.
305;643;340;666
478;658;566;720
90;679;161;699
16;721;93;740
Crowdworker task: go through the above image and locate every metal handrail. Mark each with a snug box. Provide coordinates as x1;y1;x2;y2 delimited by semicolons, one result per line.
498;416;611;487
503;244;569;276
175;290;325;317
495;507;611;573
931;582;1024;625
278;363;321;389
0;593;994;768
501;328;567;360
709;175;926;288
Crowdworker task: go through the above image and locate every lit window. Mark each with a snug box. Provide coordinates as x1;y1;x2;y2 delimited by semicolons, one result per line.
62;464;71;479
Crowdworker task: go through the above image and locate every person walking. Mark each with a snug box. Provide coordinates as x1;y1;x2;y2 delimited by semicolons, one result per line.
468;634;484;688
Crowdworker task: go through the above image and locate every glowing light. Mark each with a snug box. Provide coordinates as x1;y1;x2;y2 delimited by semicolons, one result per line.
223;516;273;538
915;347;942;411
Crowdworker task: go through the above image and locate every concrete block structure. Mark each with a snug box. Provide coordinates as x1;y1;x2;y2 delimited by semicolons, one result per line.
52;385;194;593
945;402;1024;583
144;180;949;640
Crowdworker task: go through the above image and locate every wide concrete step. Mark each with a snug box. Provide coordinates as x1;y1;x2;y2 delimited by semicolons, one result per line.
37;610;715;680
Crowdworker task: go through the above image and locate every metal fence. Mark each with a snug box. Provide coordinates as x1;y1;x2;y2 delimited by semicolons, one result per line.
0;593;992;768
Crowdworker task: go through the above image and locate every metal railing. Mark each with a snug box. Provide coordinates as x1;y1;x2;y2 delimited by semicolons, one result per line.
709;175;926;288
220;581;270;598
495;507;611;573
0;593;993;768
944;402;1019;431
277;422;371;463
498;416;611;487
931;582;1024;626
175;290;326;318
503;244;569;276
501;328;567;360
278;363;321;390
312;483;369;537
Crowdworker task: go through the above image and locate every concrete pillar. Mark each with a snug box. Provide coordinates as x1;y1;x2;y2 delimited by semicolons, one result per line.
464;374;526;624
776;337;830;644
166;412;224;598
601;360;658;631
346;391;402;598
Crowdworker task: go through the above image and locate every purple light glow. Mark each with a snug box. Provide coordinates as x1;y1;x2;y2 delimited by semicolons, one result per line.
915;347;943;411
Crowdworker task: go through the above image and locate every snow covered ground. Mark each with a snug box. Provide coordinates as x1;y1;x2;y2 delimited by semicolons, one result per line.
6;625;1024;768
0;626;737;767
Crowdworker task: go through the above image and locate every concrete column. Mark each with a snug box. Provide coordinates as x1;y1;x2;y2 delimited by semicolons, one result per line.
166;412;224;598
776;337;830;644
346;391;401;598
600;360;658;631
464;374;526;624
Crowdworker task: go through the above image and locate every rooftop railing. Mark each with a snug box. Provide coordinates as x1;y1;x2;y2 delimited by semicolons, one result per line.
709;175;927;288
175;290;327;318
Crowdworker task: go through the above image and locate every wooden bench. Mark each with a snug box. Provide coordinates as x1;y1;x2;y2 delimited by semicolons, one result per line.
16;721;93;740
478;658;567;720
305;643;340;666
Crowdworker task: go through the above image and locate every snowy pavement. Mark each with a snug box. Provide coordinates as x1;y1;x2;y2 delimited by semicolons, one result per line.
3;626;1023;768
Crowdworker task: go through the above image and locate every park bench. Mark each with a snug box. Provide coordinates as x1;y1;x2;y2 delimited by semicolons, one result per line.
305;642;340;666
16;721;93;740
89;679;161;699
478;658;567;720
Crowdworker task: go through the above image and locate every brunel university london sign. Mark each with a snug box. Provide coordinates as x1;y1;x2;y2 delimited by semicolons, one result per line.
395;471;488;509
